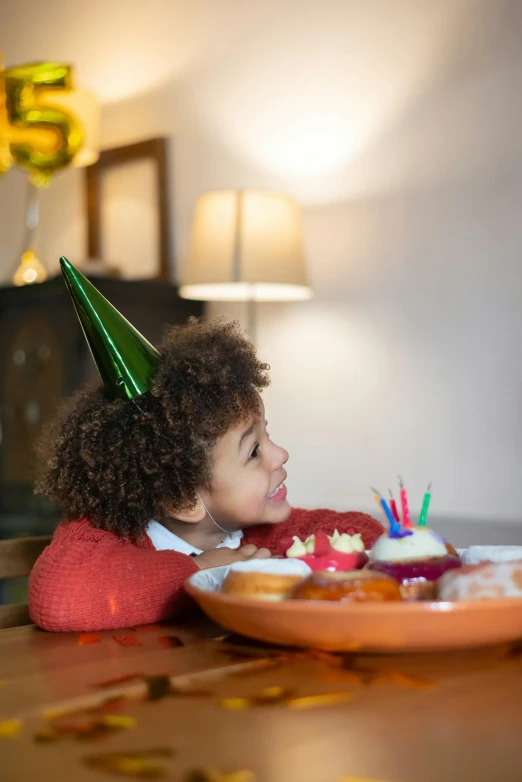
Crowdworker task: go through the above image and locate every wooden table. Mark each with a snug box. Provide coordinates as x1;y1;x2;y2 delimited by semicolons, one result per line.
1;619;522;782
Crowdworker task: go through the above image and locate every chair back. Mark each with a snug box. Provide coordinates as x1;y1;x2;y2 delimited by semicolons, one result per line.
0;536;52;628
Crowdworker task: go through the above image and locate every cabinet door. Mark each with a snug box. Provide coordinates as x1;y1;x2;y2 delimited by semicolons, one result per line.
2;314;63;486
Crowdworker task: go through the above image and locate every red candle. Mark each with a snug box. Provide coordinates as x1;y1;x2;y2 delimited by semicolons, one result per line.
388;490;400;524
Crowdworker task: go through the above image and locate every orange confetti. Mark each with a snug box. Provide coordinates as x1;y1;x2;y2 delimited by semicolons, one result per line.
308;650;347;666
158;635;183;649
113;634;143;647
78;634;101;645
368;672;434;690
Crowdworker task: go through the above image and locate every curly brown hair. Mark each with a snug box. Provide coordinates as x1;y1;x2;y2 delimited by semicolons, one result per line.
36;318;270;540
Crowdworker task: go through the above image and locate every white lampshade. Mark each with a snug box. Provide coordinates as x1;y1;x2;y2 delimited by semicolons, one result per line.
179;190;313;301
50;87;100;167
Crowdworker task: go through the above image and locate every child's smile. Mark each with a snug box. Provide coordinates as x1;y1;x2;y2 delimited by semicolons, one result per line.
268;480;288;504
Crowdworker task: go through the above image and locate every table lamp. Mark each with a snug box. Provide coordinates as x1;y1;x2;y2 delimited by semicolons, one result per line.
179;190;313;341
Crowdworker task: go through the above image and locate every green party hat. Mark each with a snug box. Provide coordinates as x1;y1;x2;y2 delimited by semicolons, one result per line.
60;256;161;400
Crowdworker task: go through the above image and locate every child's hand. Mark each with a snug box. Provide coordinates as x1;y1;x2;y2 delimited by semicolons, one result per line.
193;545;272;570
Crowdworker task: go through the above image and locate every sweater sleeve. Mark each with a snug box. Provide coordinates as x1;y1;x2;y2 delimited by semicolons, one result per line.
28;522;199;632
243;507;384;554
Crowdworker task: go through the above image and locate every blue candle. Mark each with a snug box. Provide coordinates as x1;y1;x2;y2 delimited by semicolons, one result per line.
371;487;412;539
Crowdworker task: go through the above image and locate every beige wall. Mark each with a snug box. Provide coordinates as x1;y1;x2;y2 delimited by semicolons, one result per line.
2;0;522;520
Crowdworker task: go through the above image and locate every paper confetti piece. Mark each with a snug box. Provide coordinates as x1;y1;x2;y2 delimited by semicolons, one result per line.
286;691;353;710
220;684;354;711
303;650;347;666
101;715;137;729
158;635;183;649
113;635;143;648
34;714;136;743
78;633;101;645
0;719;22;738
43;694;126;722
221;686;292;710
383;672;434;690
84;748;173;778
186;770;256;782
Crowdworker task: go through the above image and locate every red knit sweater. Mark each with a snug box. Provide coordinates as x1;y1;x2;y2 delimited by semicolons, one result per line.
28;508;383;632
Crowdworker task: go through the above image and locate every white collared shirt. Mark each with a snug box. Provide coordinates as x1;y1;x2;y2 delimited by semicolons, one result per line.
146;520;243;556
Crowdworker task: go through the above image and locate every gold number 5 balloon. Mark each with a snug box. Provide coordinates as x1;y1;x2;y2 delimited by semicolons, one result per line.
0;61;13;175
1;61;83;187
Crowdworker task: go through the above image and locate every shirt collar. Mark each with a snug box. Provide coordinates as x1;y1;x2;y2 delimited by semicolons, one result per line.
146;520;243;555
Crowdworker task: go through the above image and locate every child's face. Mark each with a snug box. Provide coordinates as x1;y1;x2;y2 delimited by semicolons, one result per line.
201;398;290;530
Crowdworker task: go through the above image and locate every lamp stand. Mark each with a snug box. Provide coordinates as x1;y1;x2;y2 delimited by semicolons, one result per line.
246;286;257;347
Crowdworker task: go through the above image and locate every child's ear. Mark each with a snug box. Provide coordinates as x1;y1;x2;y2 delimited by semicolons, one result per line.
166;496;207;524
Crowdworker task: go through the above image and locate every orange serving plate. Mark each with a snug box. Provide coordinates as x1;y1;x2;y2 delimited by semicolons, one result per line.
186;574;522;653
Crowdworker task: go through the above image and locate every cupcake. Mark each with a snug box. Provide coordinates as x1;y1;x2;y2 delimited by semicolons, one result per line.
284;529;369;572
367;526;461;600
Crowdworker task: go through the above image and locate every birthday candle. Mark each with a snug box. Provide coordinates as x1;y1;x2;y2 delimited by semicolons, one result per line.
398;476;412;527
371;487;399;532
388;489;400;524
418;482;432;527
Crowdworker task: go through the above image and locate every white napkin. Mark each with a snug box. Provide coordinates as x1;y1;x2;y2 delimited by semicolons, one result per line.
188;557;312;592
461;545;522;566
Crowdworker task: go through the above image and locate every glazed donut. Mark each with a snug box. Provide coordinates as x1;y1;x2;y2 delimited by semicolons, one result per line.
221;559;310;600
438;560;522;601
290;569;402;603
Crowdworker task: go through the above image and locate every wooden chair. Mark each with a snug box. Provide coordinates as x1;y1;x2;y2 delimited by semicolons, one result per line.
0;536;52;629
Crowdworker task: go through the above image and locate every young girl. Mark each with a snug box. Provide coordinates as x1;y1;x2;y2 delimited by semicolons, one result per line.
29;260;382;632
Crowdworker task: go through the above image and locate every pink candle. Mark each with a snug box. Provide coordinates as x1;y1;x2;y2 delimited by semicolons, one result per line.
398;476;412;527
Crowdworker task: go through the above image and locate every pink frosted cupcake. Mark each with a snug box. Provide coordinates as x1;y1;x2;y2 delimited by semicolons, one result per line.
284;529;369;572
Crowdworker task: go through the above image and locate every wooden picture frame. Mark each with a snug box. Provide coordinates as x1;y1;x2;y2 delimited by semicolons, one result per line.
85;137;170;281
